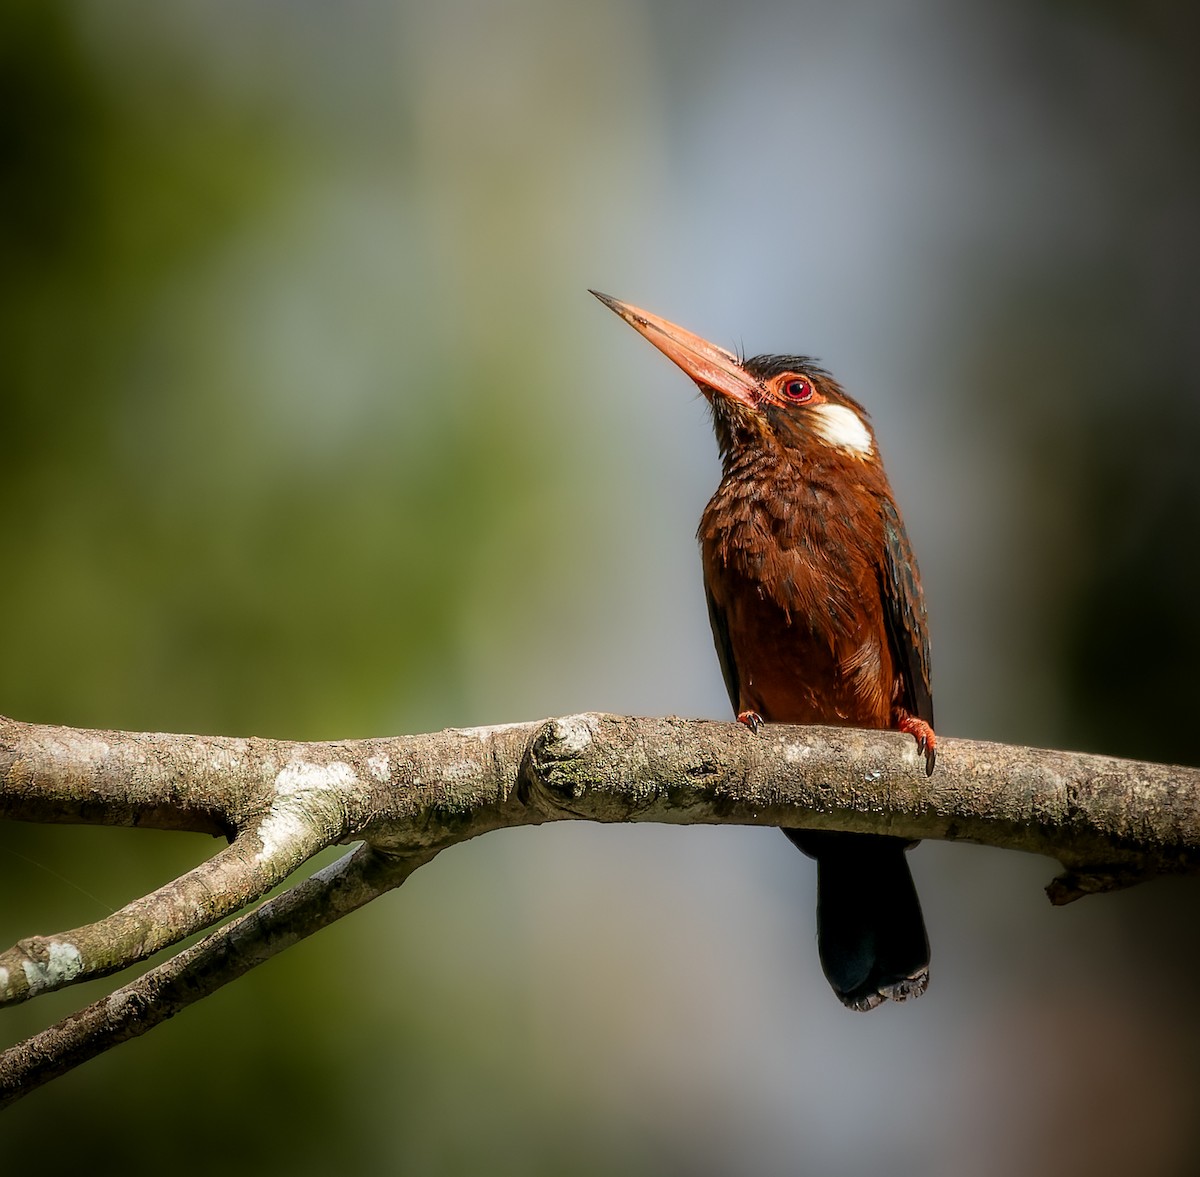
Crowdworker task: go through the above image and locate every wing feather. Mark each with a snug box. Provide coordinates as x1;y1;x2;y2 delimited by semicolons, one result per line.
704;581;741;713
879;500;934;725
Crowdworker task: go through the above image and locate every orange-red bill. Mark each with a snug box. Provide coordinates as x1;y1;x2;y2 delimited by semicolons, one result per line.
590;291;761;409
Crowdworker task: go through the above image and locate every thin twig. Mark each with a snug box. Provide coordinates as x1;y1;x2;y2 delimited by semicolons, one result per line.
0;842;431;1108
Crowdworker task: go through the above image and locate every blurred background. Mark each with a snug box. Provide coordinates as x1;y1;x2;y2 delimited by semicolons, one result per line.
3;0;1199;1171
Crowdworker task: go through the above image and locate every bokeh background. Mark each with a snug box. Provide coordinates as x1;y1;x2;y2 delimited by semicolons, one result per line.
3;0;1200;1171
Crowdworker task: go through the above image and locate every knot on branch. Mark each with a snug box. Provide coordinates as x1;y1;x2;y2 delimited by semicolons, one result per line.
521;715;605;812
517;713;745;824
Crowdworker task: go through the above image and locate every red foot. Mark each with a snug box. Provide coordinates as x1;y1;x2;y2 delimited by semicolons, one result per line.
896;712;937;776
737;710;764;734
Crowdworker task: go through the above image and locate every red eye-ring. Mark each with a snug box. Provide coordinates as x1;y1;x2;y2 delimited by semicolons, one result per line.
782;377;813;402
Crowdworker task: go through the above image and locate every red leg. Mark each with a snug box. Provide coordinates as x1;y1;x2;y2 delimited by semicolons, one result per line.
737;710;764;734
896;711;937;776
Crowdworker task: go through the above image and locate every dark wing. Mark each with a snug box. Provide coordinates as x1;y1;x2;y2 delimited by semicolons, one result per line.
704;582;741;714
879;499;934;726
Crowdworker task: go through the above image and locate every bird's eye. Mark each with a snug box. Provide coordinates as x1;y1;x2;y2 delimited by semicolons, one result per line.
782;377;813;402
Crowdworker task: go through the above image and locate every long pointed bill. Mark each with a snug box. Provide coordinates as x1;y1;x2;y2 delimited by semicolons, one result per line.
590;291;761;409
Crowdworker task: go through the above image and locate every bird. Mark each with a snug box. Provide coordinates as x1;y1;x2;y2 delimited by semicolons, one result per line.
592;290;936;1011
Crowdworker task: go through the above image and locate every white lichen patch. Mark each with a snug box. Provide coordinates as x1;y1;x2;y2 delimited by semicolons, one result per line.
782;742;813;764
367;753;391;783
50;731;112;762
21;940;83;996
442;758;482;782
105;988;136;1019
256;759;360;862
552;715;597;756
204;743;251;773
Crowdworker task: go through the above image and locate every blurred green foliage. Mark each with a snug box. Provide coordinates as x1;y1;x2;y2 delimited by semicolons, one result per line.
1;3;630;1167
0;1;588;742
3;0;1200;1173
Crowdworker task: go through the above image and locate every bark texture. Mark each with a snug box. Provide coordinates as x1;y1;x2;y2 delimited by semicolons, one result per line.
2;711;1198;1105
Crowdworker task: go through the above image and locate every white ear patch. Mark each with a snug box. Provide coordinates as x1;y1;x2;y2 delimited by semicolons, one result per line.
810;403;874;457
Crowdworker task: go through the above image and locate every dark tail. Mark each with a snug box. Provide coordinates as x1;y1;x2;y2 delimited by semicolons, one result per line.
783;830;929;1012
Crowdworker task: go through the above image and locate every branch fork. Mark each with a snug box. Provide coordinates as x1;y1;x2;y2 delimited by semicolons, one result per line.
2;711;1198;1105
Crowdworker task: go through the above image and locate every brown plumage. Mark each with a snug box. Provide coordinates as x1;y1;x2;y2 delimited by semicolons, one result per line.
594;292;936;1010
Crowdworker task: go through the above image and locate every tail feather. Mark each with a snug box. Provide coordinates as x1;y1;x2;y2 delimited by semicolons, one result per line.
783;829;929;1011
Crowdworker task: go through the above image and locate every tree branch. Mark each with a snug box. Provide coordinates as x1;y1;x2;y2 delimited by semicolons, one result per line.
2;711;1198;1104
0;841;431;1107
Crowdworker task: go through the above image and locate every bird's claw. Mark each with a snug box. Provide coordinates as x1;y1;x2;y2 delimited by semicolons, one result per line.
896;712;937;776
737;710;764;734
